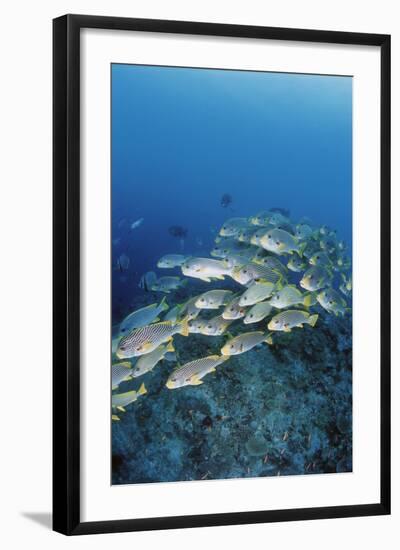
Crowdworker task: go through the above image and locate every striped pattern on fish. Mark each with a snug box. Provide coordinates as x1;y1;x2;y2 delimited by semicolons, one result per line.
166;355;229;388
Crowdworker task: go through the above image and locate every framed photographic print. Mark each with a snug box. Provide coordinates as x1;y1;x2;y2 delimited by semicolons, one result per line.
53;14;390;535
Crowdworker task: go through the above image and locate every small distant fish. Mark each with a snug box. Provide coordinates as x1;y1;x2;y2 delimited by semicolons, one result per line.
268;212;290;226
138;271;158;291
132;341;174;377
287;256;308;272
112;383;147;413
112;237;121;246
300;266;332;292
116;319;189;358
221;331;273;356
222;294;248;320
198;315;233;336
317;288;347;316
116;253;130;272
182;257;232;282
195;289;234;309
268;310;318;332
131;217;144;230
269;207;290;218
117;217;127;229
220;193;233;208
243;301;273;324
157;254;189;268
295;223;314;240
119;297;168;334
309;251;332;267
150;276;186;293
219;218;249;237
238;280;275;306
196;237;203;247
260;229;305;256
249;211;271;226
112;362;133;390
166;355;229;388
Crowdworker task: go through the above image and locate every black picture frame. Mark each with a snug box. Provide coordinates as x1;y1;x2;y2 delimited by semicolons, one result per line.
53;14;391;535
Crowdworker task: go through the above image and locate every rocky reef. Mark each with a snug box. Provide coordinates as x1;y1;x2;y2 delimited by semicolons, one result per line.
112;285;352;484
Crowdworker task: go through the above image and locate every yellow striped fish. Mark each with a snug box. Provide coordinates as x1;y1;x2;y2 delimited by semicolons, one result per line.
166;355;229;389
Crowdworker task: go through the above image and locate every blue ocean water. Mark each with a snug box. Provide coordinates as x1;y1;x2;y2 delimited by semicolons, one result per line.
111;64;353;484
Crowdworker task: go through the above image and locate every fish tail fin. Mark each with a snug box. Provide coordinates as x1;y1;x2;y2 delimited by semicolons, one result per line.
179;317;190;337
308;314;319;327
264;333;273;345
303;292;316;308
166;340;175;352
138;383;147;396
160;296;169;311
297;242;307;258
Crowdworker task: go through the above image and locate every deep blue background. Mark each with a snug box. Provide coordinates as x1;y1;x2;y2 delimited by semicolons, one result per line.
111;64;352;314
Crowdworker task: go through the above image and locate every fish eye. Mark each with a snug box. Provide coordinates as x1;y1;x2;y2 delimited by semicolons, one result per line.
276;240;281;245
119;345;126;351
329;300;333;305
243;269;247;274
230;344;234;349
207;325;212;329
276;294;280;299
250;314;253;318
243;296;248;301
268;234;272;239
121;328;126;333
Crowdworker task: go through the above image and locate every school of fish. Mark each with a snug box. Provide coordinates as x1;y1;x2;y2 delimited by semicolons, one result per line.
112;210;351;420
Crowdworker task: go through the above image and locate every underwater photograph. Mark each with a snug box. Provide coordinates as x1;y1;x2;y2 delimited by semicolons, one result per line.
111;64;353;485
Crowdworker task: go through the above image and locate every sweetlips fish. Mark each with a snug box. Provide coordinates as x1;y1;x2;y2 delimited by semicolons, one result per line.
231;261;283;285
300;266;332;292
267;310;318;332
116;319;189;358
164;303;185;322
188;317;207;334
237;227;259;243
268;212;290;226
222;251;254;269
112;362;133;390
250;228;273;246
178;296;202;320
181;257;232;282
198;315;233;336
287;256;308;272
112;383;147;412
295;223;314;240
238;280;275;306
132;341;175;377
221;331;273;356
157;254;189;268
166;355;229;388
119;297;168;334
195;289;234;309
309;251;332;267
269;284;312;309
222;294;248;320
219;217;249;237
243;301;273;324
260;228;306;256
150;276;186;293
254;255;288;276
316;288;348;316
249;211;271;226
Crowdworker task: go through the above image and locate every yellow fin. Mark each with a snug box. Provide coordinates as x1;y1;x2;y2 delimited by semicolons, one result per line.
308;314;319;327
283;327;291;333
264;333;273;345
190;378;203;385
112;415;120;421
117;406;126;412
179;317;190;337
138;383;147;396
166;340;175;352
160;296;169;311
